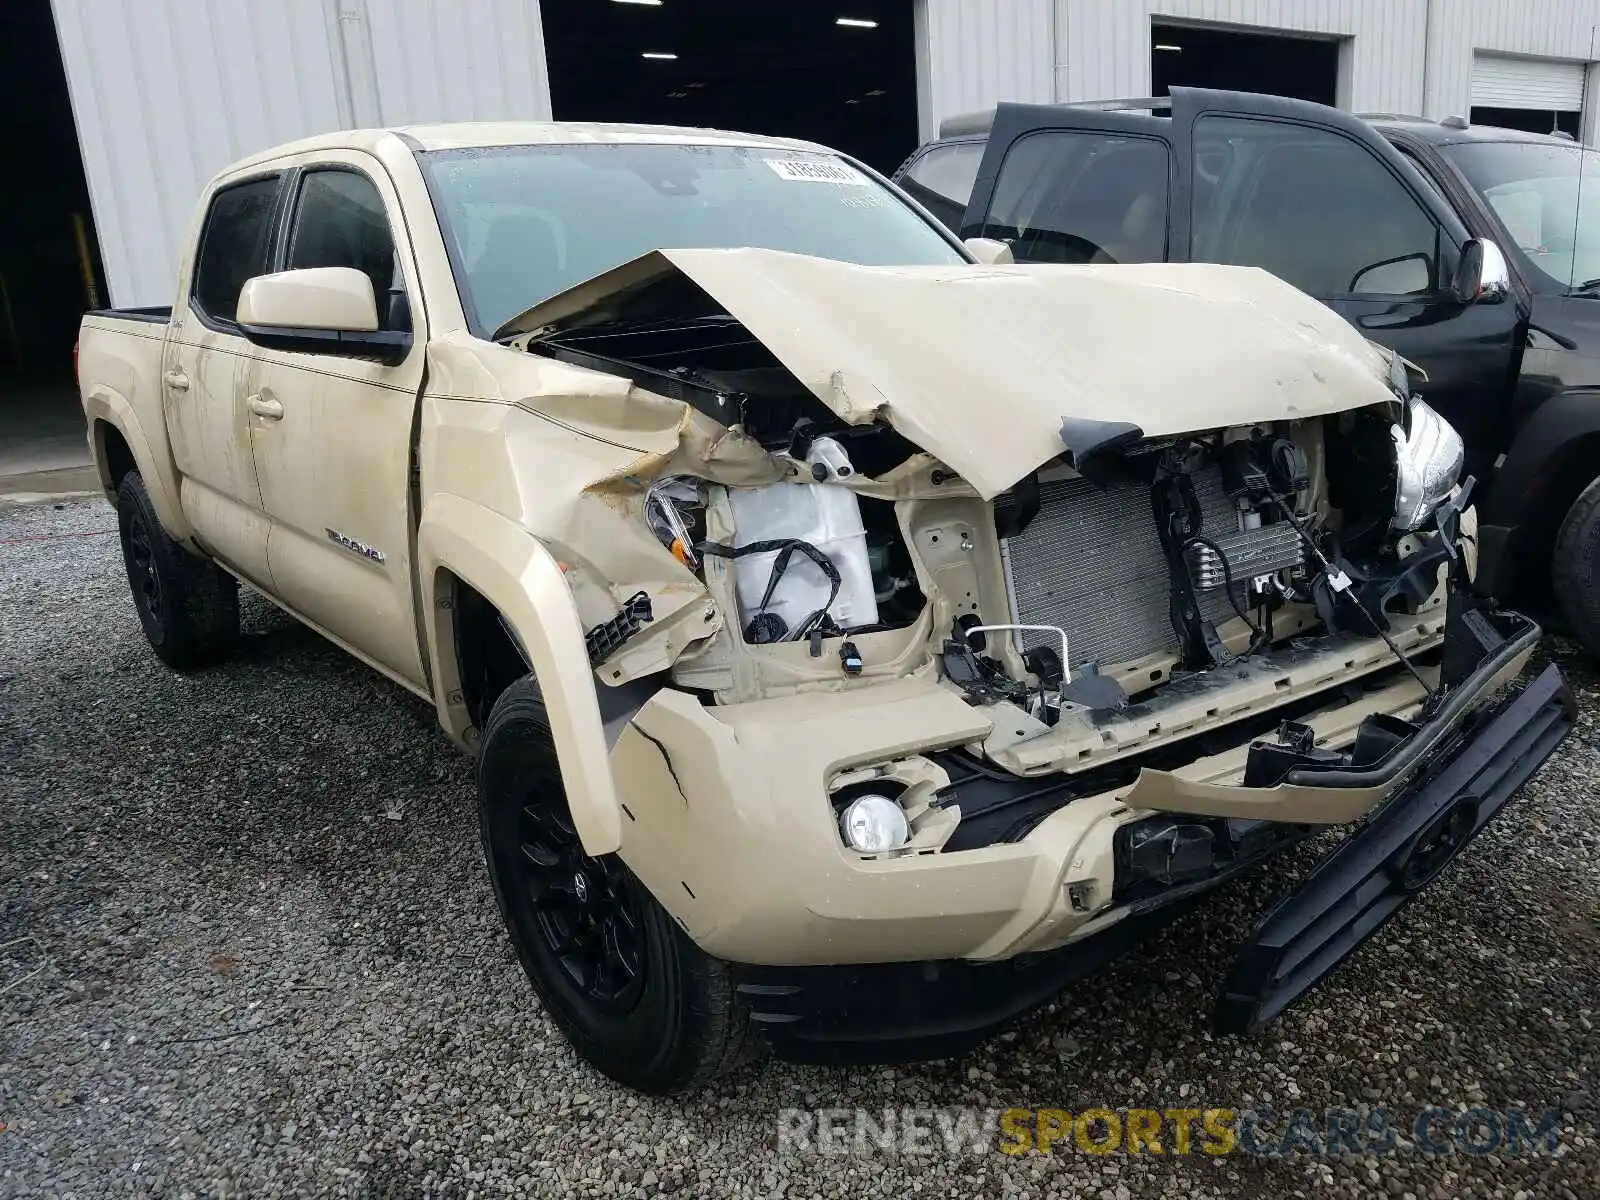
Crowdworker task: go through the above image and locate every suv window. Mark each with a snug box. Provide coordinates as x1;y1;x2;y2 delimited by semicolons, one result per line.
1193;116;1441;297
287;169;403;329
978;130;1168;265
900;141;984;231
192;176;281;323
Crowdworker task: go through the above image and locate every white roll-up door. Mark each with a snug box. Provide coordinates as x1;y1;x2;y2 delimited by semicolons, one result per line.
1472;54;1586;111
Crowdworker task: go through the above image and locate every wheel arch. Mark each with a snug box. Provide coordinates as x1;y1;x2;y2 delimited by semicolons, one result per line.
1480;389;1600;599
417;493;623;855
83;385;193;543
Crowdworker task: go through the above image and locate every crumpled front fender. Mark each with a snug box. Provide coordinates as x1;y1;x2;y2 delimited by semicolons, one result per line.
418;493;622;854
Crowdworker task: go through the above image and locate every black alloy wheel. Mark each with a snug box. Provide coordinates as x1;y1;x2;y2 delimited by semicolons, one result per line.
122;499;164;627
114;470;239;671
477;675;758;1093
513;796;645;1013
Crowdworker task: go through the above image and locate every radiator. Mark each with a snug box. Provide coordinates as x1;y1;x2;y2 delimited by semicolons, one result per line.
999;468;1298;669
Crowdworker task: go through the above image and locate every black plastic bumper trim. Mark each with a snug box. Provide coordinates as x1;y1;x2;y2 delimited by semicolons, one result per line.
1215;663;1573;1035
731;905;1187;1065
1279;612;1540;790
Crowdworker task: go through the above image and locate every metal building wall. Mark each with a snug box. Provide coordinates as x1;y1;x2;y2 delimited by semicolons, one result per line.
1056;0;1430;113
914;0;1055;140
1421;0;1600;136
50;0;553;307
51;0;346;307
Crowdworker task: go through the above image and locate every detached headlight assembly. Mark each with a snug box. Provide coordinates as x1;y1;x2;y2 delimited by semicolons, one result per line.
1391;399;1464;532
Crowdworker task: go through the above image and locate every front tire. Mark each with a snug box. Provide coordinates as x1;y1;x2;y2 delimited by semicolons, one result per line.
478;676;758;1094
1552;474;1600;657
115;471;239;671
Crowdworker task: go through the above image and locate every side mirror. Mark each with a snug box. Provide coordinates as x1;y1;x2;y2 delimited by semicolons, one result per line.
1451;238;1511;305
236;267;411;364
964;237;1015;265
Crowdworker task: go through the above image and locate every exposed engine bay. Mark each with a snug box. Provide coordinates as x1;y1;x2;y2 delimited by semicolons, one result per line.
520;266;1475;791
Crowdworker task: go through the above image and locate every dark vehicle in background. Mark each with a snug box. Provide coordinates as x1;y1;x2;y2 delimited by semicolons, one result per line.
895;89;1600;657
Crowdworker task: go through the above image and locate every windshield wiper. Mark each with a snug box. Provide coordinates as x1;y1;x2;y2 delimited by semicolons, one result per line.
527;313;742;345
1568;278;1600;297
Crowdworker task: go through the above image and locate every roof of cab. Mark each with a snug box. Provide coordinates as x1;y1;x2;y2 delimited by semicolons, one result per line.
220;121;833;175
1362;114;1579;147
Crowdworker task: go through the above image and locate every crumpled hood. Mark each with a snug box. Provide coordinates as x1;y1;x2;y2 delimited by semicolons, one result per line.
501;248;1399;499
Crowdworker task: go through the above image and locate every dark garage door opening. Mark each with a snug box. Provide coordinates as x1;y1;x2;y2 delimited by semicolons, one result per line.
0;0;104;476
541;1;918;174
1470;105;1581;138
1152;22;1340;108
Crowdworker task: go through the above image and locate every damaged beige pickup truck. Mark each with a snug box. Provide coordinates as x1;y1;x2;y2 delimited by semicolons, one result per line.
79;122;1573;1094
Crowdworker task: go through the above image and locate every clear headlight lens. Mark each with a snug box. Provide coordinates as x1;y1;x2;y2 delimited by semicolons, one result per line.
839;794;910;853
1391;399;1464;532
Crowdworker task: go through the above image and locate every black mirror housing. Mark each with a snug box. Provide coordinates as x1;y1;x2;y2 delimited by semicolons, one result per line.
238;323;412;366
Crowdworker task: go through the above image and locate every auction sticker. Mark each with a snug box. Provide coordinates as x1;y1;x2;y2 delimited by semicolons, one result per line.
764;158;870;185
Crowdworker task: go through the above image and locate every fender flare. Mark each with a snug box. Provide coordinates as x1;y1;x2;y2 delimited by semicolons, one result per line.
82;384;194;543
1483;388;1600;530
417;493;622;855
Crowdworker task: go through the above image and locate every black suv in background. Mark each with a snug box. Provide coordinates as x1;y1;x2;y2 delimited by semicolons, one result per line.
895;89;1600;656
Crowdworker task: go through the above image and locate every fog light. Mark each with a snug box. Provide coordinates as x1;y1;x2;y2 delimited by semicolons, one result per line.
839;794;910;853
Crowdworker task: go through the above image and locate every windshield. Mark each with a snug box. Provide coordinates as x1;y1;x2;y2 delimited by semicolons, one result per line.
421;142;967;336
1443;139;1600;288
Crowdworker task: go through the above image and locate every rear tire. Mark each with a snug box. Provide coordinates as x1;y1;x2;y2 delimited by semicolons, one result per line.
115;471;239;671
478;676;758;1094
1553;475;1600;659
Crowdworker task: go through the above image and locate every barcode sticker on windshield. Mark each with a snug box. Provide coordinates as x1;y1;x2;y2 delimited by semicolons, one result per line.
764;158;870;186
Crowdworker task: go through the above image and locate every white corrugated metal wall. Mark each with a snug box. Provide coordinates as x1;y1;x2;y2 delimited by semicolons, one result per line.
50;0;553;307
1057;0;1431;113
915;0;1600;145
1424;0;1600;129
914;0;1055;139
51;0;345;308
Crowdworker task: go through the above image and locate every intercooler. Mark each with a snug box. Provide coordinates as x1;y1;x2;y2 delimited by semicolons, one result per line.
999;467;1301;670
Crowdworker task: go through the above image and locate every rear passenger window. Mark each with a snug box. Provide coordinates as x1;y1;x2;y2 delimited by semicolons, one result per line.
978;131;1169;265
287;170;404;329
1192;117;1441;298
192;176;281;323
900;142;985;231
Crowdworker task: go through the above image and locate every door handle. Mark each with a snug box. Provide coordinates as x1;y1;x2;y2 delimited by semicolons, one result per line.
246;393;284;421
163;369;189;392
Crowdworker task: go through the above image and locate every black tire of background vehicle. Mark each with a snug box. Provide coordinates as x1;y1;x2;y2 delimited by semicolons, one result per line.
115;471;240;671
477;675;759;1094
1552;474;1600;658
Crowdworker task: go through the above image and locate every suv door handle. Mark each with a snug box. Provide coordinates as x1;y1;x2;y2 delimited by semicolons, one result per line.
246;393;284;421
163;369;189;392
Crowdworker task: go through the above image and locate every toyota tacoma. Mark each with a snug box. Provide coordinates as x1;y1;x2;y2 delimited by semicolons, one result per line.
76;122;1571;1094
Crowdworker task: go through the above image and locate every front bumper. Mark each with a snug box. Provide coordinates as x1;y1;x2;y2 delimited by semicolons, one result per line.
616;595;1547;969
734;662;1573;1064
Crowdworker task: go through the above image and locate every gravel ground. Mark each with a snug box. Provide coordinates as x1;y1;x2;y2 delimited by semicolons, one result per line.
1;495;1597;1199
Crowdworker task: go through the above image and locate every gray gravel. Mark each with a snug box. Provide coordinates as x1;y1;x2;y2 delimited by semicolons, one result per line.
1;495;1597;1199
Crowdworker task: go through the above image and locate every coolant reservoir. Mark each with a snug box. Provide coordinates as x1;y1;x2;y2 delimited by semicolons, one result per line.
727;482;880;638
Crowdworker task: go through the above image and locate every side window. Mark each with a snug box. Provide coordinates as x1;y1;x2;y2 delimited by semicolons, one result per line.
192;176;281;323
978;131;1169;265
900;142;984;231
286;169;405;329
1192;116;1441;298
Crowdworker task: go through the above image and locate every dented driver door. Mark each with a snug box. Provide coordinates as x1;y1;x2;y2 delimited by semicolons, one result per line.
238;154;429;689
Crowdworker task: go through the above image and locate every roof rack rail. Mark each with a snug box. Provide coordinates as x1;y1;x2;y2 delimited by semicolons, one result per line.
1355;112;1432;123
1064;96;1171;112
938;109;996;138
